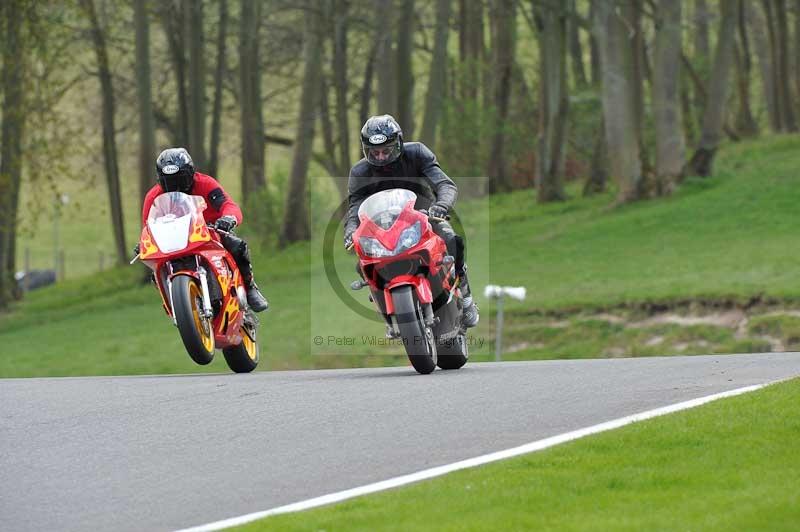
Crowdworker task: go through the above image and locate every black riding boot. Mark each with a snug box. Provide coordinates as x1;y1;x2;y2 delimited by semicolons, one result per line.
221;232;269;312
242;272;269;312
458;266;479;328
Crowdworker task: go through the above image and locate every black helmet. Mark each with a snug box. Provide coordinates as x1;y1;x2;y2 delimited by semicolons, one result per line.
156;147;195;193
360;115;403;167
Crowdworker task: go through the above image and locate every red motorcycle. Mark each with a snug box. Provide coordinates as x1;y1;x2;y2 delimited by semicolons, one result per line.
351;189;469;374
132;192;259;373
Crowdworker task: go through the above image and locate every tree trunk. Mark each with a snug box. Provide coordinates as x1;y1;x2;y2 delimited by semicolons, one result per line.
762;0;786;130
396;0;415;135
486;0;516;193
208;0;228;177
535;2;569;203
358;42;377;129
584;0;607;196
0;0;26;305
795;0;800;115
567;0;589;89
772;0;797;131
319;78;337;174
653;0;685;192
318;78;349;202
459;0;484;103
375;0;396;115
734;0;758;137
419;0;452;148
594;0;644;203
239;0;266;197
624;0;648;172
187;0;207;167
457;0;486;185
82;0;127;264
333;0;351;177
583;118;609;196
280;4;323;247
589;0;601;85
135;0;156;206
160;1;189;145
694;0;710;61
691;0;711;132
686;0;737;177
750;1;779;131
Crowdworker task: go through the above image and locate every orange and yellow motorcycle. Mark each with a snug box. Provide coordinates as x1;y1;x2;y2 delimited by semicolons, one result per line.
132;191;259;373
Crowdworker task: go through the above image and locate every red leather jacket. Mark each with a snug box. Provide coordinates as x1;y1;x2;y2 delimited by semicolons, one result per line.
141;172;243;226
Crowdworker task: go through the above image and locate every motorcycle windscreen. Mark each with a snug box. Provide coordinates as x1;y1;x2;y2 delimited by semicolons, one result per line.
147;192;208;253
357;188;417;230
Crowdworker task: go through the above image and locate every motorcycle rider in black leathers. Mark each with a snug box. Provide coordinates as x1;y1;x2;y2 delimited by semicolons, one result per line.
343;115;479;328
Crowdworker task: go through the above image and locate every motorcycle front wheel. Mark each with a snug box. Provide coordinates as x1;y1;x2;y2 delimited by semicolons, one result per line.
172;274;215;365
392;285;437;374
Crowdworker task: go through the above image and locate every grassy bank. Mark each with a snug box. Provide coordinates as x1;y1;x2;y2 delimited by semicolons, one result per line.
3;136;800;377
241;378;800;531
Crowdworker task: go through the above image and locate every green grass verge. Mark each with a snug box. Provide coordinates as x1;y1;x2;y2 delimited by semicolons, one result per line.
4;136;800;376
238;378;800;532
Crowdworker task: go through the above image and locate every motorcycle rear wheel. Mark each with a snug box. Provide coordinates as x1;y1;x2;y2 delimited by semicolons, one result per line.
392;286;437;374
222;322;259;373
172;275;215;365
436;333;468;370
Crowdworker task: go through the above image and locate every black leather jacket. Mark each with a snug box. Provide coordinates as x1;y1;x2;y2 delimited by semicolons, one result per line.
344;142;458;235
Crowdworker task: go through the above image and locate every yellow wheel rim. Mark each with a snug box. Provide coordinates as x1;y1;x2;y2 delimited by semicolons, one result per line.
189;281;214;352
242;327;258;361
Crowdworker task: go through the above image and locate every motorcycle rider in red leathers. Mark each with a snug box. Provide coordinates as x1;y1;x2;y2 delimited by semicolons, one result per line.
140;147;269;312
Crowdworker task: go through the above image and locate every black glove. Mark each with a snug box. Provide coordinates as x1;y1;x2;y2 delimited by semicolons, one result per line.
344;231;354;250
133;244;140;256
428;203;449;219
214;215;237;233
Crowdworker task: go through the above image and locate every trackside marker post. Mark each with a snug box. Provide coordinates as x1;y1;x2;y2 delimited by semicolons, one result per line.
484;285;526;361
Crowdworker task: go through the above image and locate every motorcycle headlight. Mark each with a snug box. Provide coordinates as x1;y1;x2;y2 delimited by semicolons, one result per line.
359;237;394;257
359;222;422;258
395;222;421;254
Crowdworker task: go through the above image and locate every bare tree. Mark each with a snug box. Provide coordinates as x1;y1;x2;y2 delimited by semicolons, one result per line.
239;0;266;196
135;0;156;205
594;0;644;203
534;1;569;203
653;0;685;191
686;0;737;177
81;0;127;264
419;0;452;148
280;4;323;247
487;0;517;193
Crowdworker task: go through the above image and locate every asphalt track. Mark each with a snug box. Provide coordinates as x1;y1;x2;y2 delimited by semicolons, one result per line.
2;353;799;531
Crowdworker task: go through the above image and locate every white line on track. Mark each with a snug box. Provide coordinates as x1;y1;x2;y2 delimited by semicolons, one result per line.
176;381;774;532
